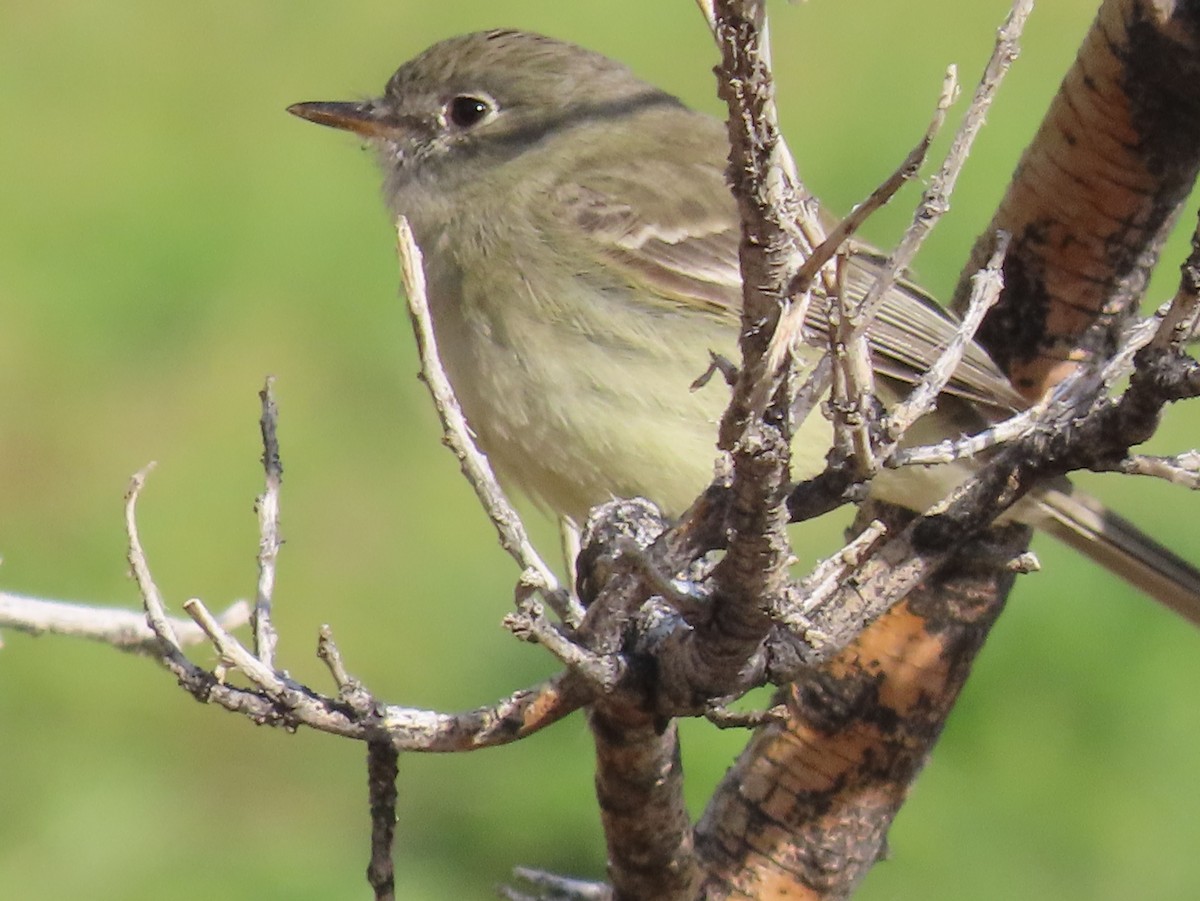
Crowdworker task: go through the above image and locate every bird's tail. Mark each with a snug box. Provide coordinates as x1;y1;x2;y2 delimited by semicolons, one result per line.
1030;484;1200;627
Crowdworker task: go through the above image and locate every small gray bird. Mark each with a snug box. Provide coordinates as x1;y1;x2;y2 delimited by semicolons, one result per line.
290;29;1200;624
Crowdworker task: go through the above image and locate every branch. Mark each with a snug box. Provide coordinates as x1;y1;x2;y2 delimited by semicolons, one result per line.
252;376;282;669
395;219;578;625
884;233;1010;439
1101;451;1200;488
0;591;250;654
853;0;1029;347
114;383;589;752
702;0;798;710
697;3;1040;896
366;739;399;901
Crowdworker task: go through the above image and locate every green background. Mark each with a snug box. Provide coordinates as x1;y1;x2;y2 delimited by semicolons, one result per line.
2;1;1199;898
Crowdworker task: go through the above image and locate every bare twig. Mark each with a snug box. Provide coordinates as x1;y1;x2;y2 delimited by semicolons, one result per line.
366;740;399;901
890;405;1038;466
395;219;578;625
0;591;250;654
885;232;1011;438
1152;208;1200;351
788;519;889;620
502;867;612;901
114;385;590;752
828;254;879;476
786;66;959;302
126;464;180;652
1101;451;1200;488
505;599;621;690
782;7;1026;446
862;0;1031;331
704;703;789;729
184;597;295;694
252;377;282;669
317;624;356;691
378;675;587;752
769;65;959;391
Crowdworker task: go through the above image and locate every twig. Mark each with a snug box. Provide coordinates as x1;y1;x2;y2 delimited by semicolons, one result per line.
0;591;250;654
253;377;282;669
395;219;578;625
790;519;889;619
505;598;622;691
116;387;588;751
855;0;1031;333
378;674;587;752
769;64;959;396
126;464;180;651
183;597;295;695
366;739;399;901
502;867;612;901
885;231;1010;439
1101;451;1200;488
784;66;959;303
703;703;789;729
828;254;879;476
317;624;356;691
890;405;1038;466
1151;207;1200;351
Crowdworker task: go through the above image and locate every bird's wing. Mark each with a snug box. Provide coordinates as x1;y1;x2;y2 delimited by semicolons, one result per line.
550;164;743;319
550;159;1026;414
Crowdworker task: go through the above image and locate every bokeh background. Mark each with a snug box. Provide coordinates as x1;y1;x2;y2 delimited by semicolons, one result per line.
2;1;1199;898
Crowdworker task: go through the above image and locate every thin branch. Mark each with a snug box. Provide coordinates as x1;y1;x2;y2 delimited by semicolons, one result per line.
395;218;578;625
703;703;789;729
378;675;587;752
126;464;181;652
778;63;959;312
788;519;889;621
183;597;295;694
502;867;612;901
1152;207;1200;351
828;254;880;476
782;16;1021;443
317;624;356;691
762;66;958;426
252;377;283;669
0;591;250;654
768;66;960;437
885;231;1010;438
1101;451;1200;488
857;0;1031;332
890;405;1038;466
505;598;622;691
366;739;399;901
113;386;589;752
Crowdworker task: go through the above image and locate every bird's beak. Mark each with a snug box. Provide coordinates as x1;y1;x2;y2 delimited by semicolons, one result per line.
287;100;394;139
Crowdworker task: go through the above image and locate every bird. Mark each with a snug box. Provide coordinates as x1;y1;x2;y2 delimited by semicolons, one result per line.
288;29;1200;624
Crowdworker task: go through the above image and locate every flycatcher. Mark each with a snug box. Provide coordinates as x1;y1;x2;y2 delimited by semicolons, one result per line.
289;29;1200;623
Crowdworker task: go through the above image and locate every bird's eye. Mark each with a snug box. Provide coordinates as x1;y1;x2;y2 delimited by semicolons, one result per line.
446;94;495;129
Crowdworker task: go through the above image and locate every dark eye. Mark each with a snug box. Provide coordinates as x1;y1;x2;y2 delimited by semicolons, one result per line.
446;94;494;128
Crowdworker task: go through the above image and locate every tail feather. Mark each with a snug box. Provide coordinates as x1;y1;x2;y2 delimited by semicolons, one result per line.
1031;485;1200;627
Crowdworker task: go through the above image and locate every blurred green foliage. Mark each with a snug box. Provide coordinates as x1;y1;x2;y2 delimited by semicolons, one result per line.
1;1;1198;899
